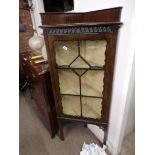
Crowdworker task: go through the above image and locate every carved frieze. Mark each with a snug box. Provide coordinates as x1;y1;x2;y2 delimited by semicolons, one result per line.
46;25;119;35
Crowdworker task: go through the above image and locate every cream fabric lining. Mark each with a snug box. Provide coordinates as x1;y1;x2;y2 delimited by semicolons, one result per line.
62;96;81;116
80;40;107;66
62;96;102;119
55;40;107;67
82;97;102;119
58;70;104;97
58;70;80;94
59;70;103;119
81;70;104;97
55;40;107;119
55;41;78;66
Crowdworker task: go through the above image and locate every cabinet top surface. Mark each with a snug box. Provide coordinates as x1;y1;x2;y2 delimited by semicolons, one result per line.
40;22;122;29
40;7;122;15
40;7;122;27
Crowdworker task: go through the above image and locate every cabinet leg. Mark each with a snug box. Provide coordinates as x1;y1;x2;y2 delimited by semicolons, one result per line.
84;123;87;128
58;120;64;141
103;127;107;145
29;86;33;99
48;115;56;138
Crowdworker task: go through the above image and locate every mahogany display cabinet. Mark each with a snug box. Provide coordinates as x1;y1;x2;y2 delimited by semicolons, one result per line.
40;7;122;144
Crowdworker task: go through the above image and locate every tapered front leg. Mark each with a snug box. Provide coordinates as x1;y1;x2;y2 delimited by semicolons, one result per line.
103;127;107;145
58;119;64;141
84;123;87;128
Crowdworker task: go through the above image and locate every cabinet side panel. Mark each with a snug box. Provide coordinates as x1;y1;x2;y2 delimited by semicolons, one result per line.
102;32;118;123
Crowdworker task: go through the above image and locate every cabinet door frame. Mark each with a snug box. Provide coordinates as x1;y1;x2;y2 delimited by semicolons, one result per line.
44;32;118;125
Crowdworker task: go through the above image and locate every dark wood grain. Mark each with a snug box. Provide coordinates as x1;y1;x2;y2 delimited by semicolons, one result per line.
40;7;122;25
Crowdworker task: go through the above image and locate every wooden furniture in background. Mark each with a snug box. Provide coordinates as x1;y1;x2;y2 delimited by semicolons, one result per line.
40;7;122;144
20;52;58;138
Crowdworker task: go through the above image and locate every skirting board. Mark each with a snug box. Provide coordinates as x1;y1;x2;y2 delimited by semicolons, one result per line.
88;124;118;155
106;141;118;155
87;124;104;143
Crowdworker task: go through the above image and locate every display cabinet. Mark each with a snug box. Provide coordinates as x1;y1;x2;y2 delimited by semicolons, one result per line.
40;7;122;144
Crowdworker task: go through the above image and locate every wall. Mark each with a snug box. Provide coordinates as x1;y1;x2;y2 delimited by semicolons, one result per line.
73;0;135;154
124;87;135;136
116;56;135;153
124;59;135;136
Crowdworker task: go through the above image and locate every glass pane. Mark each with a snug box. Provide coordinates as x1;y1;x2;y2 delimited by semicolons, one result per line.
58;69;80;95
62;95;81;116
82;97;102;119
81;40;107;66
81;70;104;97
55;40;106;118
70;57;90;68
55;41;78;66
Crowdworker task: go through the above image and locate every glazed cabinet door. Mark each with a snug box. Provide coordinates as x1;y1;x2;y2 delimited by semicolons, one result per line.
46;33;117;123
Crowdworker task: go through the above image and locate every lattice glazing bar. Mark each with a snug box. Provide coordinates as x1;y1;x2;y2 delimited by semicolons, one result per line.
56;40;106;118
